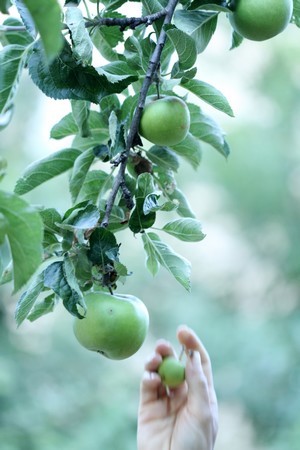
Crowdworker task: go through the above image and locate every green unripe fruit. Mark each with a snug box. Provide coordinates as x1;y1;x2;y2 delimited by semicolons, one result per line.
229;0;293;41
158;356;185;388
139;96;190;146
73;292;149;360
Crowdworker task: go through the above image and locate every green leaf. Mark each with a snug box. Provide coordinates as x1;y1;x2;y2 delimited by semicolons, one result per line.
181;79;234;117
39;207;62;234
129;174;158;233
63;256;85;305
43;260;84;318
174;10;218;53
124;35;143;70
100;94;121;122
50;113;79;139
293;0;300;27
108;110;127;158
165;25;197;70
162;218;206;242
14;0;36;37
59;203;100;231
14;148;81;195
65;0;81;4
65;6;93;66
19;0;63;60
27;293;56;322
230;30;244;50
14;271;45;326
129;198;156;233
147;146;180;172
71;100;91;138
140;35;156;72
0;260;13;286
142;232;160;276
171;133;202;169
188;103;230;157
143;232;191;291
169;188;196;218
188;1;230;12
28;39;134;104
51;110;108;140
69;148;96;203
143;193;161;215
98;201;127;232
171;64;197;82
0;157;7;183
0;104;14;131
0;212;8;244
101;0;129;10
0;0;12;14
73;247;92;289
98;61;139;84
77;170;113;203
142;0;166;34
136;173;157;199
0;18;34;46
87;228;119;266
0;191;43;292
0;44;27;114
0;190;43;292
90;12;124;62
120;94;139;125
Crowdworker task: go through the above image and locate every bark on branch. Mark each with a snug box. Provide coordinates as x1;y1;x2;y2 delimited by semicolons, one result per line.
101;0;180;228
85;10;167;31
1;10;168;33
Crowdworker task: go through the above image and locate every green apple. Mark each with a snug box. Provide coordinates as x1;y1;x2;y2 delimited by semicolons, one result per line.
229;0;293;41
158;356;185;388
73;291;149;359
139;95;190;146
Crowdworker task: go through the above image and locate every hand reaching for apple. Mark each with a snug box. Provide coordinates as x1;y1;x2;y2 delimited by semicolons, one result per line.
137;325;218;450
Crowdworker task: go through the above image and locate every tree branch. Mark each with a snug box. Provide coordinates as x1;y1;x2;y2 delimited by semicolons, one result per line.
101;0;179;228
0;25;27;32
85;10;167;31
0;10;167;33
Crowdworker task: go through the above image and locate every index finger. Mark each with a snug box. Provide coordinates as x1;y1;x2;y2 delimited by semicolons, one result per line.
176;325;216;396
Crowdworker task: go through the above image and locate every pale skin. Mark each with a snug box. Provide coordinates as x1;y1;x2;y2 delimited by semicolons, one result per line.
137;325;218;450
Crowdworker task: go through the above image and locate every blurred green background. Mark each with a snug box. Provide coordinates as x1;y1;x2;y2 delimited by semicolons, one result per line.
1;16;300;450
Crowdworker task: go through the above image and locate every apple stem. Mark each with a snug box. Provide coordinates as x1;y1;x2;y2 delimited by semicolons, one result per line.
166;385;171;397
179;344;185;361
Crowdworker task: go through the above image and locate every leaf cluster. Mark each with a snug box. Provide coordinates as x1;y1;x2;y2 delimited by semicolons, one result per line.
0;0;298;325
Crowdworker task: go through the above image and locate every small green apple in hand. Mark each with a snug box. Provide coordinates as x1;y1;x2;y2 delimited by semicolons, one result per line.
229;0;293;41
139;95;190;146
158;356;185;388
73;291;149;360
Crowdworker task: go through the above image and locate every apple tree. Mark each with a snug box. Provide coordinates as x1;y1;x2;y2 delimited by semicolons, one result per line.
0;0;299;329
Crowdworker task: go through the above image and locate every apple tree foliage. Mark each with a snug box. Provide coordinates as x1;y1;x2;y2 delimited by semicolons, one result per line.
0;0;299;326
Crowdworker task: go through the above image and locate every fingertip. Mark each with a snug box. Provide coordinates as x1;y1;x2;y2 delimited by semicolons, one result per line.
176;324;197;349
155;339;176;357
145;352;163;372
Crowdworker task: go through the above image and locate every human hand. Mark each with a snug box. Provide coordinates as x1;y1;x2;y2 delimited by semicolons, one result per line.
137;325;218;450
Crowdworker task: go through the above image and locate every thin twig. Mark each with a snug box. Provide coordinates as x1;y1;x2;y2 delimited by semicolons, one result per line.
0;25;27;32
0;10;167;33
85;10;167;31
101;0;179;228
